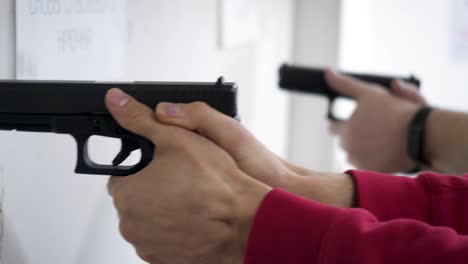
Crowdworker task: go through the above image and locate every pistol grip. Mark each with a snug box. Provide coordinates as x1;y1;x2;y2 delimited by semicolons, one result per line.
72;134;154;176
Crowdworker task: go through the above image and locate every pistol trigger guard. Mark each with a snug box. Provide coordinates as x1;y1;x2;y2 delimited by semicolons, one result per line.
71;133;155;176
327;98;346;122
73;134;94;173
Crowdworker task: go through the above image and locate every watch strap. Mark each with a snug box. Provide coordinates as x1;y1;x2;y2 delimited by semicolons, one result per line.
407;106;434;166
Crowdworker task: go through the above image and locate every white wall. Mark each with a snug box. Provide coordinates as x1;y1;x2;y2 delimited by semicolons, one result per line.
289;0;468;173
0;1;15;262
335;0;468;171
124;0;293;154
0;0;14;79
340;0;468;111
0;0;294;263
288;0;341;171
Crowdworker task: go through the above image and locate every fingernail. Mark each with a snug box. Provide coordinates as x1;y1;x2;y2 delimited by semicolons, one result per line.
396;80;409;88
110;89;130;107
162;103;180;117
328;69;342;78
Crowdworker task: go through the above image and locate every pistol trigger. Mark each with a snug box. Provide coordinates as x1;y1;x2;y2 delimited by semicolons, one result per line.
112;140;139;166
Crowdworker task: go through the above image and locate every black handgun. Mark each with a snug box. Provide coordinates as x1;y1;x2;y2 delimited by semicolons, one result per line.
279;64;421;120
0;77;237;176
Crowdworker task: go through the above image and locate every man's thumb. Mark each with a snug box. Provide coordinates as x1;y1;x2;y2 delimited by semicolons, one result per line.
391;80;427;105
155;102;254;157
105;88;158;142
325;69;375;99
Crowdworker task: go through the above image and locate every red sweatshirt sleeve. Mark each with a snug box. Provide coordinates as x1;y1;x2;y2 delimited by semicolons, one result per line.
244;189;468;264
350;170;468;234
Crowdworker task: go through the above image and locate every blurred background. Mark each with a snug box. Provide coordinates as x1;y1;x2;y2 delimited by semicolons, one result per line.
0;0;467;263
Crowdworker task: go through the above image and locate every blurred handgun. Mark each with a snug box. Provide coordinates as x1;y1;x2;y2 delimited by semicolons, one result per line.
279;64;421;120
0;77;237;176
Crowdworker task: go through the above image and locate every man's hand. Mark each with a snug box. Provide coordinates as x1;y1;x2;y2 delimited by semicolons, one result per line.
155;101;302;188
105;89;271;264
326;70;425;173
391;78;427;106
155;101;355;208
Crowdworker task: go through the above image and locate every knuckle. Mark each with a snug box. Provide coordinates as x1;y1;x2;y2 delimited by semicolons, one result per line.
119;219;139;243
107;177;127;196
191;101;210;114
113;190;137;217
136;249;156;263
121;105;153;127
107;179;118;196
190;102;212;121
222;124;249;152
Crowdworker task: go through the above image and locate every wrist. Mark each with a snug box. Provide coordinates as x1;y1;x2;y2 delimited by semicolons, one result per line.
282;172;356;208
422;109;465;173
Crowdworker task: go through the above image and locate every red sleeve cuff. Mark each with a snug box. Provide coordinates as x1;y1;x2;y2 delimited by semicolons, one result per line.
244;189;342;264
348;170;431;223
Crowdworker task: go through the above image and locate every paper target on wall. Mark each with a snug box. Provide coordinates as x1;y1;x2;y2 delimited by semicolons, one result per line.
16;0;127;80
452;0;468;62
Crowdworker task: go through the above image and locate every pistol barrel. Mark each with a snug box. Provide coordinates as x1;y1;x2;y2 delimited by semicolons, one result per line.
279;64;420;99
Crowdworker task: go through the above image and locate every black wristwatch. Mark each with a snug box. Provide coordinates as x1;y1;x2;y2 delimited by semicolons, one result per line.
407;106;434;170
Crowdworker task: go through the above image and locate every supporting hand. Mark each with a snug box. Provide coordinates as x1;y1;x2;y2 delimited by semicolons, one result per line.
326;70;423;173
106;89;271;264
